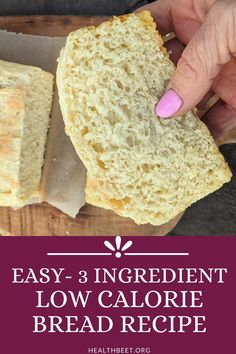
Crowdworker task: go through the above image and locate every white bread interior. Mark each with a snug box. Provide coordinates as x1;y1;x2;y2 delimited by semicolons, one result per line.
57;11;232;225
0;59;54;207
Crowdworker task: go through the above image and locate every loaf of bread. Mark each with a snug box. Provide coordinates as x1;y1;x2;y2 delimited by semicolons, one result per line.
0;60;53;207
57;11;232;225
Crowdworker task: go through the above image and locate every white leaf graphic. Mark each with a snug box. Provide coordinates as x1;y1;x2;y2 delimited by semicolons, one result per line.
104;240;115;251
121;240;133;251
104;237;133;257
115;236;122;250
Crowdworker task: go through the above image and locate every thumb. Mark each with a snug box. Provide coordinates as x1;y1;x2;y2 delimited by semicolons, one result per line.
155;0;235;118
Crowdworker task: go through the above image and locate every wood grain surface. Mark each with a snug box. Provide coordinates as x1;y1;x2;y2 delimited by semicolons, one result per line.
0;15;182;236
0;15;110;36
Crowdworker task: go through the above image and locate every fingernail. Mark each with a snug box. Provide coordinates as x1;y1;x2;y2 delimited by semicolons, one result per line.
155;89;183;118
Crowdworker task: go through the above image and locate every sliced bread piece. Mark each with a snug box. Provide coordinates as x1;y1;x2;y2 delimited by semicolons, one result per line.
57;11;232;225
0;59;54;207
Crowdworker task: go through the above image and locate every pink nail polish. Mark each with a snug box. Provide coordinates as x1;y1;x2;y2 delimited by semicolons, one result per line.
155;89;183;118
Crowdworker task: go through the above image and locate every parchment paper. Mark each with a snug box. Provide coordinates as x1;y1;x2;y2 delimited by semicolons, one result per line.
0;30;86;217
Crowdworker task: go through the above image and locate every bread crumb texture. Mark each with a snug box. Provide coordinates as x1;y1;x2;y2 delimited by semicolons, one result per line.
57;11;232;225
0;60;53;207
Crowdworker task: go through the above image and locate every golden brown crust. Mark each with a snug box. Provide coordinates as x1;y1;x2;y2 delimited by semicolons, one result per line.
0;87;24;205
85;175;108;209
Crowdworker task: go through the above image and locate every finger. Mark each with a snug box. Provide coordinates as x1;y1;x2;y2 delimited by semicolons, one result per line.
171;0;216;44
198;58;236;116
197;90;215;116
165;39;215;111
201;99;236;140
165;40;215;110
212;58;236;110
165;38;185;65
155;1;236;118
136;0;173;35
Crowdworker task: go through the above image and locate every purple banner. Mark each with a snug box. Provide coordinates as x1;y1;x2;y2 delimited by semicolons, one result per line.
0;236;235;354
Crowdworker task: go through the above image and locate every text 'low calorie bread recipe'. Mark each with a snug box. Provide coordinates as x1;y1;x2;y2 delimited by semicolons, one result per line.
57;10;232;226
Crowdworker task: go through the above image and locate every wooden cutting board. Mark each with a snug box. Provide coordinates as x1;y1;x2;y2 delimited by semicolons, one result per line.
0;15;183;236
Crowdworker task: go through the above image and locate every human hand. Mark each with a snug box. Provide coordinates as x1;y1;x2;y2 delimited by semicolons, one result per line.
139;0;236;140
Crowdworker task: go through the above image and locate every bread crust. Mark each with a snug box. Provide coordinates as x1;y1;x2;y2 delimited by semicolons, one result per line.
0;87;24;206
0;60;53;207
